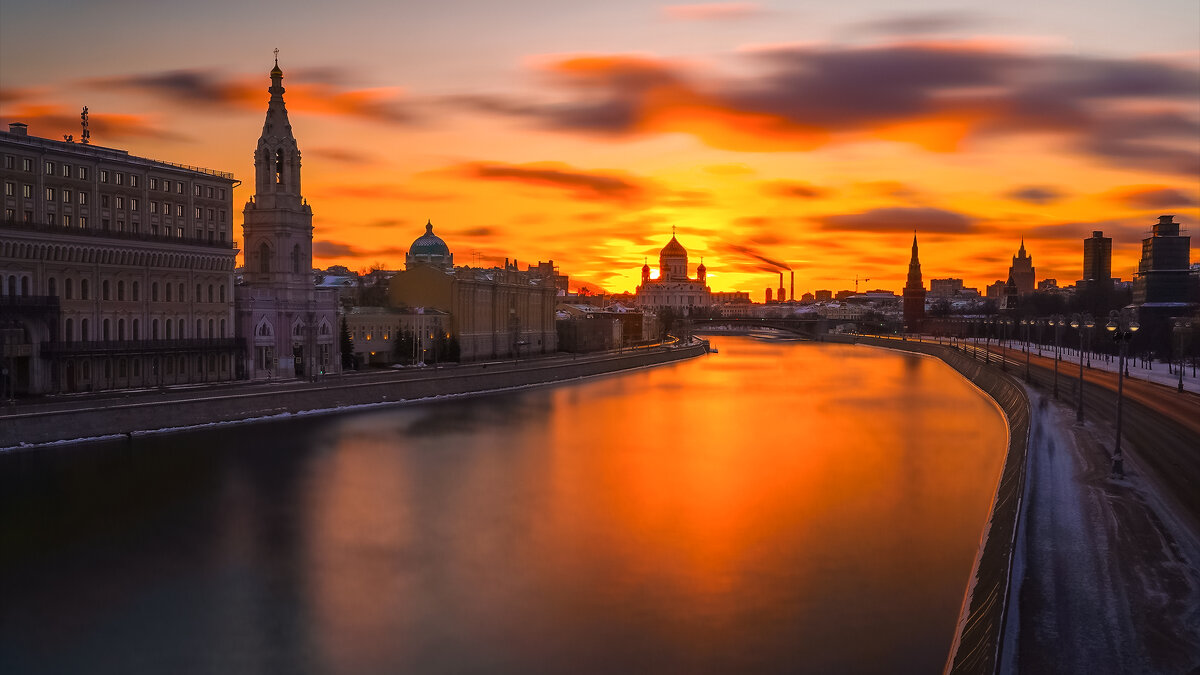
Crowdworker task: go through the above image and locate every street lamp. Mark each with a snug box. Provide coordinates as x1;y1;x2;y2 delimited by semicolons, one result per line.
999;317;1013;372
1020;318;1032;382
1069;313;1094;423
1174;318;1193;394
983;318;993;364
1051;314;1066;399
1106;310;1140;477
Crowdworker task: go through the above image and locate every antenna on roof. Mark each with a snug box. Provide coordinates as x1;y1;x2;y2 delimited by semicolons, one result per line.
80;106;90;145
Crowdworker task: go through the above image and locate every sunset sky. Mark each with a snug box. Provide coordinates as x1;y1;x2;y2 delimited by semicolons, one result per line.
2;0;1197;297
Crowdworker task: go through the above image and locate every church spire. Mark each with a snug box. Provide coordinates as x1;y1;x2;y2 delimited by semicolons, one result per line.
255;52;302;205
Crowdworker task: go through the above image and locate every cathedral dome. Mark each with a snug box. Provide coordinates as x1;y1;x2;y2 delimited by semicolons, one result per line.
410;220;450;257
660;236;687;258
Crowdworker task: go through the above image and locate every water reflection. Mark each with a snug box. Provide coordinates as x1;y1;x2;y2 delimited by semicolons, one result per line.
0;337;1005;674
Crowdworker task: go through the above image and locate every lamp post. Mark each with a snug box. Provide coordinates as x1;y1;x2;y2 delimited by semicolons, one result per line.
1106;310;1140;477
1069;313;1094;423
1020;318;1032;382
1051;315;1066;399
1174;318;1193;393
984;318;993;364
999;317;1013;372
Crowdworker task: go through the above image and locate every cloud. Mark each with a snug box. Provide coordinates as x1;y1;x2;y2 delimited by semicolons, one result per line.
848;11;987;36
661;3;765;21
815;207;976;233
1005;185;1066;205
762;180;831;199
310;184;455;201
313;240;406;259
2;103;185;142
455;161;655;205
704;163;756;175
459;42;1200;173
308;147;376;165
457;226;497;237
1107;185;1199;210
84;68;417;125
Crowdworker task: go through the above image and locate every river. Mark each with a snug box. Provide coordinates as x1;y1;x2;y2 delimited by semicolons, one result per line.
0;336;1007;674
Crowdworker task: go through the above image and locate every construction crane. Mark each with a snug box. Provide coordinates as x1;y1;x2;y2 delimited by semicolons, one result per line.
852;275;871;293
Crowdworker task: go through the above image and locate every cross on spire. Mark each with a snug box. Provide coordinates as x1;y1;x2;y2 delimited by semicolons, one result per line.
274;48;279;64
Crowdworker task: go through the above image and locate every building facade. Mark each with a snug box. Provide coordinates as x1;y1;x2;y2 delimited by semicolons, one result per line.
389;224;558;361
1;122;239;395
902;234;926;331
1007;240;1036;296
1133;215;1192;305
1079;230;1113;291
635;231;712;313
344;306;447;366
234;58;340;380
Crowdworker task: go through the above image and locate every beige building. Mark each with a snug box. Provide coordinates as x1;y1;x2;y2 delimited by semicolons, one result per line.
1;122;239;394
234;58;340;380
344;306;447;366
388;223;558;361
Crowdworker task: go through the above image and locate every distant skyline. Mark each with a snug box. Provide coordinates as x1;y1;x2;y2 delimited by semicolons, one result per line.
2;0;1197;294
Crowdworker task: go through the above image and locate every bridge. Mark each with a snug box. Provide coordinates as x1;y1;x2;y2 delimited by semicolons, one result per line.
689;316;828;339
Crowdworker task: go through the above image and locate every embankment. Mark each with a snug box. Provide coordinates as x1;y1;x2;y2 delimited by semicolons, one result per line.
1;344;707;448
822;334;1030;675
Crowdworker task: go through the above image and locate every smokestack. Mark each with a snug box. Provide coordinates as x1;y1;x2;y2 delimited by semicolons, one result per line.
778;272;785;304
765;288;773;303
790;271;795;302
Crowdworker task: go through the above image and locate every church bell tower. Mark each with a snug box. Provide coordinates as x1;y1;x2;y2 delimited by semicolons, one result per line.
242;52;313;290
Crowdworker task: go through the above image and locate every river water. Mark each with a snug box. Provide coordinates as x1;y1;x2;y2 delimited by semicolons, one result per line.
0;337;1007;674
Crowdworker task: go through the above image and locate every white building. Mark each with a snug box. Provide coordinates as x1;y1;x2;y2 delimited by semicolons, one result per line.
635;231;712;314
234;57;340;380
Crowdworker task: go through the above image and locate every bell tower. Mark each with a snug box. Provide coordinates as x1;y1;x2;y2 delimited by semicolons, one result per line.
242;51;313;290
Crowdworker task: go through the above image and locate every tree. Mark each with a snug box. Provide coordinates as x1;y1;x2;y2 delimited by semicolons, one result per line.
339;317;355;369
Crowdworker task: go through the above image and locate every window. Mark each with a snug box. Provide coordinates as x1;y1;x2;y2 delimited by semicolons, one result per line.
44;161;55;175
195;206;202;219
133;319;140;340
115;196;124;209
259;242;271;273
78;192;87;205
220;319;226;338
152;319;159;339
207;284;213;303
118;319;125;341
162;180;170;192
61;164;70;177
102;280;110;301
196;319;202;337
79;216;87;229
130;175;138;188
166;320;172;339
4;208;12;221
48;277;57;296
81;318;89;340
100;169;109;183
219;188;226;199
3;182;11;196
165;283;171;302
22;158;32;171
219;285;225;302
81;279;89;300
219;211;226;223
65;278;73;300
178;283;184;301
22;184;31;198
150;201;158;214
102;318;110;340
275;149;284;184
291;244;300;273
101;195;110;207
196;283;201;302
78;166;88;180
62;189;71;203
207;186;214;198
62;215;71;227
117;280;125;301
45;212;54;225
176;182;183;194
207;208;214;221
45;187;56;200
176;205;183;217
117;220;125;232
149;177;157;190
194;185;201;197
65;318;73;342
115;172;124;186
3;155;11;169
131;198;138;211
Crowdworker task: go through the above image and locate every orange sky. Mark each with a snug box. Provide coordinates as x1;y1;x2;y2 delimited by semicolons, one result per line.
2;2;1197;297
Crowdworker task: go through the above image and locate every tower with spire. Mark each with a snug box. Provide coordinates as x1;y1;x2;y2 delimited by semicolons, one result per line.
1008;239;1036;296
903;234;926;332
235;54;341;380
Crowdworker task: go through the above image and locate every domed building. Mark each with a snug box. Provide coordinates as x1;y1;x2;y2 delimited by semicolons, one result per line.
406;220;453;270
635;229;712;314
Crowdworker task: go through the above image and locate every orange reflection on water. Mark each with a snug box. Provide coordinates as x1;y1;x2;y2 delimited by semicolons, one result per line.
304;337;1007;673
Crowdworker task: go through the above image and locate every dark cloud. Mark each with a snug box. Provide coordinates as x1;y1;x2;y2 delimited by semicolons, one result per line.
815;207;976;233
848;10;986;36
1110;186;1199;210
2;104;186;142
1005;185;1067;205
459;161;654;205
457;226;497;237
86;69;256;107
762;180;831;199
365;218;408;228
313;240;408;259
713;241;792;271
308;147;376;165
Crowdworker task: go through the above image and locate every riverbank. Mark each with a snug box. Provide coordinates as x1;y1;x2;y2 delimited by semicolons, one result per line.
0;343;708;449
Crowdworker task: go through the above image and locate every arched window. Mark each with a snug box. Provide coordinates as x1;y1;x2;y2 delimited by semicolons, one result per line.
81;318;89;341
81;279;89;300
196;284;202;303
152;319;159;340
5;275;13;296
220;319;226;338
133;319;140;340
20;276;29;296
65;318;73;342
219;285;226;303
275;149;285;185
259;242;271;273
65;278;73;300
117;280;125;301
118;319;126;341
102;280;110;300
178;283;185;301
196;319;202;338
165;284;172;302
208;319;214;338
208;284;214;303
103;318;111;341
133;281;140;301
291;244;301;274
48;277;57;296
178;318;186;338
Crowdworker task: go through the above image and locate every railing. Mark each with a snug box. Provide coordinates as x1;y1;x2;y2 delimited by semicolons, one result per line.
146;158;235;180
0;294;61;310
40;337;244;356
1;218;237;250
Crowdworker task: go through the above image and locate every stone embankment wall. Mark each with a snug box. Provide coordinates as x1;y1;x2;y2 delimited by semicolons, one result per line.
2;344;707;447
822;334;1030;675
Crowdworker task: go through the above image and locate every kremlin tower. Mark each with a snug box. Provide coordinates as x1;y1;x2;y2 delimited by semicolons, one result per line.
903;234;926;332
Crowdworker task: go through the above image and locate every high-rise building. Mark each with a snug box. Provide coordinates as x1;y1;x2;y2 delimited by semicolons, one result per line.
235;57;341;380
902;234;926;331
1;121;239;395
1007;239;1036;296
1133;215;1192;305
1079;230;1112;291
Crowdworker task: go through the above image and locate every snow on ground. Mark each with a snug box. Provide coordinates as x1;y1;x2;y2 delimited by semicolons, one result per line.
1003;386;1200;674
